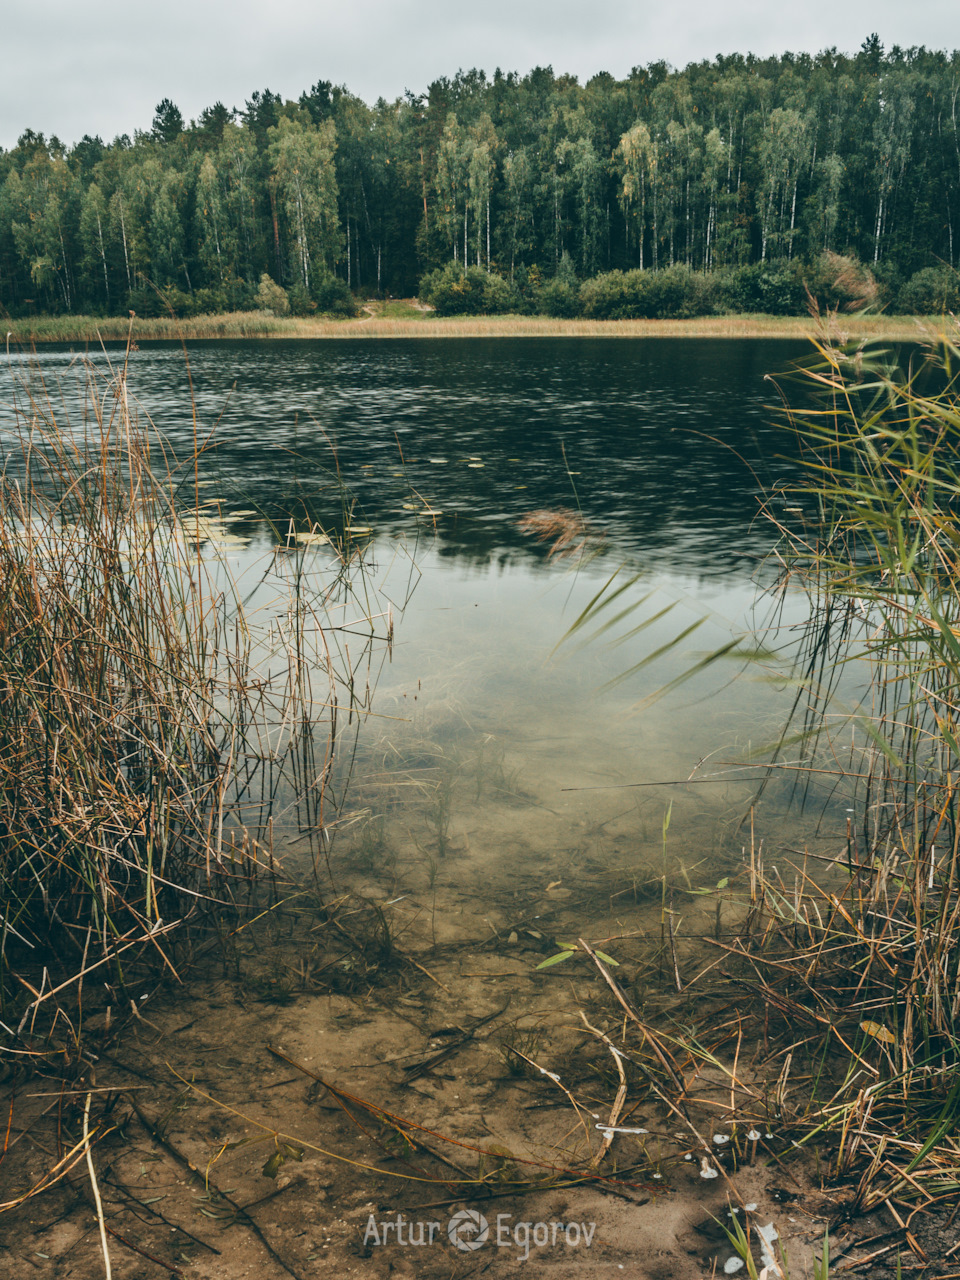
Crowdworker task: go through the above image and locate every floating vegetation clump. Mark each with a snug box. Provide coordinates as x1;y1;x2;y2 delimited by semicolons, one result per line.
518;506;594;558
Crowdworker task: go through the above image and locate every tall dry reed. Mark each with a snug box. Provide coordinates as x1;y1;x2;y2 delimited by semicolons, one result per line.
733;324;960;1203
0;343;384;1054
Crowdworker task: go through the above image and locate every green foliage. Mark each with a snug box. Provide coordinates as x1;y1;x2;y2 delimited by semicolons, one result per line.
895;265;960;314
3;46;960;317
536;277;582;317
127;280;257;319
578;265;722;319
286;281;315;315
578;269;629;318
640;265;712;318
536;250;581;316
312;271;358;317
418;262;519;315
267;116;340;291
126;285;167;318
720;262;807;315
802;252;879;312
283;274;356;317
152;98;184;144
535;943;619;970
257;273;290;315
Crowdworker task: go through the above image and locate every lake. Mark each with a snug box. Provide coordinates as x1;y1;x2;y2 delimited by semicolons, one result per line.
1;336;842;907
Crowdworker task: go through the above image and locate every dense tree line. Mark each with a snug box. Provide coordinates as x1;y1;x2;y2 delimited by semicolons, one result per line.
3;36;960;318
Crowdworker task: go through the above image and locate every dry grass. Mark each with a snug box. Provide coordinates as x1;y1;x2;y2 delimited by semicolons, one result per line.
517;507;592;557
0;345;385;1057
702;319;960;1210
4;308;947;345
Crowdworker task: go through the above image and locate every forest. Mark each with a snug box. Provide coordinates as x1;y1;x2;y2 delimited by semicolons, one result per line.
3;34;960;319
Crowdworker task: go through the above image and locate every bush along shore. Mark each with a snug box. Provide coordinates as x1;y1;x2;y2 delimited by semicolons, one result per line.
416;251;951;319
5;253;956;346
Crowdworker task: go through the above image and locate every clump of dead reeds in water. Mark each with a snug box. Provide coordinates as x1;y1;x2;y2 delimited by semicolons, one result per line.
740;323;960;1207
518;507;593;558
0;345;380;1056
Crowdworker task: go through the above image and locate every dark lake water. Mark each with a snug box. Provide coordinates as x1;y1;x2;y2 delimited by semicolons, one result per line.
2;337;812;572
1;337;838;899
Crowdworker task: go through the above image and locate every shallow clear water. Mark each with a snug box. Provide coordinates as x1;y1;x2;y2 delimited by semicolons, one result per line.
1;337;839;891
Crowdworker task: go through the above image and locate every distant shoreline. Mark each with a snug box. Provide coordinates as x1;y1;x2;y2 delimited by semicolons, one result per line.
3;307;947;346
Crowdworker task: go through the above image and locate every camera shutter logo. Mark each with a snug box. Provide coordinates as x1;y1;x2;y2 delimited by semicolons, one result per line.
447;1209;489;1251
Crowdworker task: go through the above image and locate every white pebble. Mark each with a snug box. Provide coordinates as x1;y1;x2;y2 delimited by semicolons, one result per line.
724;1260;745;1275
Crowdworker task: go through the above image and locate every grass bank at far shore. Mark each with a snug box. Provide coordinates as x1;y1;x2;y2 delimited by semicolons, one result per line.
3;303;949;345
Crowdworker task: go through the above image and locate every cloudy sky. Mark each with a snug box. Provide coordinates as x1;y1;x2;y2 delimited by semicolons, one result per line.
3;0;957;150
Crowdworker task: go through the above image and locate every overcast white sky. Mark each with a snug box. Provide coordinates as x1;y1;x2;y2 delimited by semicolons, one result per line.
3;0;958;151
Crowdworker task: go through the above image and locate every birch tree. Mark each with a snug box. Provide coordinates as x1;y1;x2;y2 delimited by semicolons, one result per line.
268;116;340;291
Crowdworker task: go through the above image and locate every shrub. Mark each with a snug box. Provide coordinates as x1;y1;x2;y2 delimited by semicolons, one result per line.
725;262;806;315
479;270;520;314
214;277;258;313
287;282;317;316
895;266;960;315
313;273;358;318
511;263;542;313
418;262;519;315
579;265;718;320
641;264;705;318
536;277;582;317
803;252;878;312
579;270;629;319
126;286;167;318
256;273;290;315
